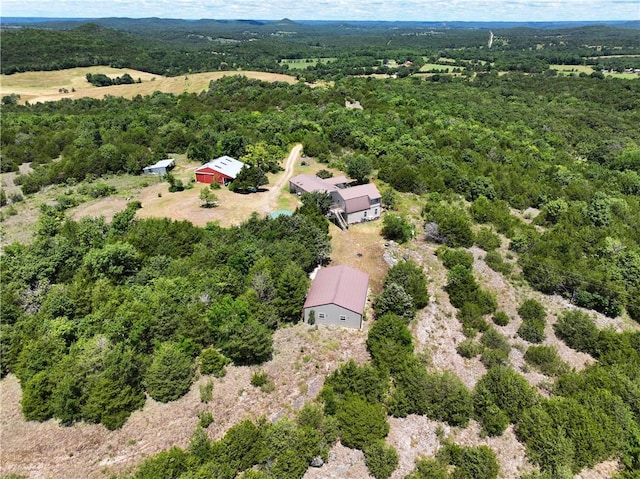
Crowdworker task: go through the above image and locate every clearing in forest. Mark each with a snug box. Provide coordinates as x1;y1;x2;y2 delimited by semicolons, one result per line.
0;67;299;104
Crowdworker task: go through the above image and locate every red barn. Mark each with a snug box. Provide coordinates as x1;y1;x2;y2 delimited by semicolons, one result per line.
195;156;245;185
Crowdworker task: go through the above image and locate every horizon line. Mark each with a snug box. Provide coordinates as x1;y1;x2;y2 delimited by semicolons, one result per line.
1;16;636;22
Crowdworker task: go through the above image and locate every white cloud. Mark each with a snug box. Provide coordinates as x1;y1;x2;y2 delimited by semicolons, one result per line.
1;0;638;21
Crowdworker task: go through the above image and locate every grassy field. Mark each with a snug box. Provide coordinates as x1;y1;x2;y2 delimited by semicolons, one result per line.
419;63;457;73
550;64;639;79
0;67;299;104
279;58;336;70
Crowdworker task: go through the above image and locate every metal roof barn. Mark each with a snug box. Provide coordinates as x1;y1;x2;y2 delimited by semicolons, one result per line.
195;156;245;185
303;264;369;329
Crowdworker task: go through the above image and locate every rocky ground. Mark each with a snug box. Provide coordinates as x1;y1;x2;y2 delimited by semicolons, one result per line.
2;225;637;479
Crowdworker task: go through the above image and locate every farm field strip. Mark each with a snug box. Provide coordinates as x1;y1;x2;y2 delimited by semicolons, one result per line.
0;67;299;104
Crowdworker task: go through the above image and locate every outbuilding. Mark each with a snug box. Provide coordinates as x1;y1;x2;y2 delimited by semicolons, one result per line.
303;264;369;329
143;158;175;175
195;156;245;185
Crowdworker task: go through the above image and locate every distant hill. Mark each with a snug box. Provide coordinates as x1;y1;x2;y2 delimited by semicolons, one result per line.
2;17;638;77
2;17;638;30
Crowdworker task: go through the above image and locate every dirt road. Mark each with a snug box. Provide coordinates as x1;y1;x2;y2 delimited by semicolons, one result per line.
260;143;302;213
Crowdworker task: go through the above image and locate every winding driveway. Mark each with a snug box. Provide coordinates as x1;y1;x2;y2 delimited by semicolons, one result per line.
261;143;302;213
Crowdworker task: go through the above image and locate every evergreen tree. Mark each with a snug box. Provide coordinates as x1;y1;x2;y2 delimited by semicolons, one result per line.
145;342;195;403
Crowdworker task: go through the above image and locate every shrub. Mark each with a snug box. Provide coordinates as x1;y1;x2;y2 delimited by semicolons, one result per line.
446;265;479;309
517;299;547;343
198;410;214;428
484;251;513;275
200;348;231;377
474;366;538;429
524;345;569;376
553;310;599;355
364;441;399;479
405;458;450;479
492;311;510;326
389;360;473;427
384;260;430;309
9;192;24;203
475;227;501;251
457;338;483;359
382;214;412;243
133;446;188;479
476;401;510;436
200;381;213;403
480;348;510;368
480;328;511;368
251;371;269;387
436;247;474;270
438;443;499;479
336;395;389;450
322;360;387;404
424;371;474;427
518;299;546;322
458;302;489;336
517;319;546;343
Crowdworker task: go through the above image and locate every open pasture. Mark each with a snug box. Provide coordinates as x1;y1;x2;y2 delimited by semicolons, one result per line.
0;67;299;104
279;57;336;70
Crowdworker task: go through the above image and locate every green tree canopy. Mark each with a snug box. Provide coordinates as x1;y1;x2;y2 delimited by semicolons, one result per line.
145;342;195;403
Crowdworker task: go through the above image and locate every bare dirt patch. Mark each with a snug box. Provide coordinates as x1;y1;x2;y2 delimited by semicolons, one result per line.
0;67;299;104
67;145;302;229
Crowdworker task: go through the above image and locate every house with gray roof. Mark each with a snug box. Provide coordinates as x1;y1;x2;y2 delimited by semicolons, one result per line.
289;174;381;228
334;183;382;225
303;264;370;329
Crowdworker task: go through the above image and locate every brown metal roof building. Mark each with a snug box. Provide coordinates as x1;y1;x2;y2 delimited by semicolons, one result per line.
289;174;382;227
303;264;370;329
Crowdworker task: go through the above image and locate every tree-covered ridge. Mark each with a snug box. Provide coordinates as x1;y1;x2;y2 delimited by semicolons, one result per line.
0;202;330;429
2;21;639;77
3;72;637;318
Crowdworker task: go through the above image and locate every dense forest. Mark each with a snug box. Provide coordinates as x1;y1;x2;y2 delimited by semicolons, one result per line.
1;202;330;428
2;20;640;77
1;20;640;479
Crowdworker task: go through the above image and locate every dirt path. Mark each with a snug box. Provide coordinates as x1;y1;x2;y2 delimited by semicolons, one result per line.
260;144;302;213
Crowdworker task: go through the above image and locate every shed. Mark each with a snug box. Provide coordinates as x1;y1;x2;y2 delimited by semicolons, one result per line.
303;264;369;329
143;158;175;175
195;156;245;185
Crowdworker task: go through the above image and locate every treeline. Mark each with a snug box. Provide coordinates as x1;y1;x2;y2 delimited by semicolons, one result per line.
0;201;331;429
2;21;639;78
85;72;138;87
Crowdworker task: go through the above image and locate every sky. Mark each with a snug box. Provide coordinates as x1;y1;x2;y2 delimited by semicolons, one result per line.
1;0;639;22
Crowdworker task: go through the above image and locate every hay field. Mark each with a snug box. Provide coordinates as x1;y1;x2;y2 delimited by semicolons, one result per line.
0;67;299;104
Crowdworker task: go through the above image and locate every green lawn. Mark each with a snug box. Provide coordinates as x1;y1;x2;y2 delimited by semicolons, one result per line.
419;63;456;73
279;58;336;70
550;64;639;79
